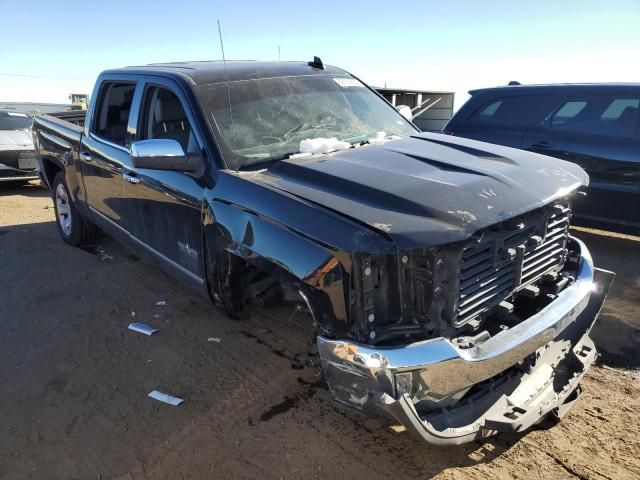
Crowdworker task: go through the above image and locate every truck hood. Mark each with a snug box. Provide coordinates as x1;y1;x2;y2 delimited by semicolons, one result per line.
0;129;34;151
242;132;588;250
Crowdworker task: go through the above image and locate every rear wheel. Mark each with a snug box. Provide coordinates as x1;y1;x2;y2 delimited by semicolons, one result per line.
52;172;99;246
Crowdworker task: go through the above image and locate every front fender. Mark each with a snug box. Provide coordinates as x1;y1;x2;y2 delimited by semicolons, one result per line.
202;171;397;336
204;198;351;335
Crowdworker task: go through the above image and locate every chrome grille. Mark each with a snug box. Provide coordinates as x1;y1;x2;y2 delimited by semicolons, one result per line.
456;203;571;326
520;208;570;285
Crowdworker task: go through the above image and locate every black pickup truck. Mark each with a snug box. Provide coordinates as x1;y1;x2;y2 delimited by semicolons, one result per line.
33;59;614;445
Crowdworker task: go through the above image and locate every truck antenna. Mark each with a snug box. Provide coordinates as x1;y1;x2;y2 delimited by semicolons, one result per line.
217;20;237;158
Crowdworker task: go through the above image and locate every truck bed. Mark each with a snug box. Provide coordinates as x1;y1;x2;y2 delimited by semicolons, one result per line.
47;110;87;128
33;113;85;189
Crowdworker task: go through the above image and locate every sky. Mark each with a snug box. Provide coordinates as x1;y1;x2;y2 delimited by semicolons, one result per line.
1;0;640;110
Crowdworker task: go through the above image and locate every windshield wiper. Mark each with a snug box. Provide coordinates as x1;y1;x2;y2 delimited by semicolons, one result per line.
237;152;299;171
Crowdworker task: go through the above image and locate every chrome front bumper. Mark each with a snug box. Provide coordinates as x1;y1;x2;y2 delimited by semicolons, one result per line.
317;238;614;445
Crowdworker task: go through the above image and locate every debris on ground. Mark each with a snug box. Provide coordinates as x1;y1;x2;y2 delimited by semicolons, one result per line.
148;390;183;406
128;323;159;336
96;245;113;261
207;337;222;343
156;300;167;306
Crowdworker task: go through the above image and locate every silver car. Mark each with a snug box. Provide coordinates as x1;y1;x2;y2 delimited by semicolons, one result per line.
0;109;38;182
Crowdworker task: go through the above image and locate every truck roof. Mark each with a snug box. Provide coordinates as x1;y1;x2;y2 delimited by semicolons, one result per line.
105;60;347;85
469;82;640;95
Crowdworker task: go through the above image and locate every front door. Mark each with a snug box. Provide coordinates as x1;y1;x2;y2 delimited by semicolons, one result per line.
116;80;208;285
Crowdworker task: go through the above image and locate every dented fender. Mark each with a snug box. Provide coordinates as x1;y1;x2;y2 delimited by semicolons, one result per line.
203;171;396;335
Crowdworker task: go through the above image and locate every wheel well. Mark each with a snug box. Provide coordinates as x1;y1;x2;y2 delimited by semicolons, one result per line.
41;157;62;188
208;249;295;317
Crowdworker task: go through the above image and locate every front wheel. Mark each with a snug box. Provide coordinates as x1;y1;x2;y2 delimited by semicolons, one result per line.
52;172;99;246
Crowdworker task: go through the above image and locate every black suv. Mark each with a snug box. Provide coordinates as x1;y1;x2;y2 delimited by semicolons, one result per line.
444;84;640;235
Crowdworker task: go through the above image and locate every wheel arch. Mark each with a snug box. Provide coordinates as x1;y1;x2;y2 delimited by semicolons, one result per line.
203;198;352;337
40;155;63;190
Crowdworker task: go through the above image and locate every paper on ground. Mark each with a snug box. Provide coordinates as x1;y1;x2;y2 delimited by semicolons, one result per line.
128;323;159;336
148;390;184;406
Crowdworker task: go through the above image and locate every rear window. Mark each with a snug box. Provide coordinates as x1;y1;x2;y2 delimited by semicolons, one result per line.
469;95;548;125
92;82;136;146
602;98;639;119
550;94;639;138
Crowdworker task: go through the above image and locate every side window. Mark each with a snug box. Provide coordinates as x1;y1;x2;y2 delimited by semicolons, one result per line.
140;86;197;154
550;95;639;138
550;101;587;126
475;100;502;119
92;82;136;146
469;95;549;126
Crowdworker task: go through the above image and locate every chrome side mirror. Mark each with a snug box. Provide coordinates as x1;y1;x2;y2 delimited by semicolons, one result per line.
396;105;413;121
130;139;199;172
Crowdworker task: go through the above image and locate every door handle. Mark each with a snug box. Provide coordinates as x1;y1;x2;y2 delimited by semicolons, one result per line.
528;141;552;149
122;171;140;184
79;152;93;162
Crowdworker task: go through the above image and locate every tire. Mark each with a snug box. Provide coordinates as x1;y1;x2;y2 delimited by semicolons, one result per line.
214;251;249;320
52;172;99;246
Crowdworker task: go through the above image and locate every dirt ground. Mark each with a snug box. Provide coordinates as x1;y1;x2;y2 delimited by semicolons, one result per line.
0;180;638;480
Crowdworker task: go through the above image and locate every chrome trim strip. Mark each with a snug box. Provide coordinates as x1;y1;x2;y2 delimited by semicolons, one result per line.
88;132;129;153
89;206;204;284
0;176;40;182
318;237;594;403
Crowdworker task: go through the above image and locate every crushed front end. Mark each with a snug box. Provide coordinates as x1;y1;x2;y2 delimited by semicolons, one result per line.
317;201;615;445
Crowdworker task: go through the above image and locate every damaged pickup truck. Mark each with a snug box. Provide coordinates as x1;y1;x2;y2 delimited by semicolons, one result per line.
33;59;614;445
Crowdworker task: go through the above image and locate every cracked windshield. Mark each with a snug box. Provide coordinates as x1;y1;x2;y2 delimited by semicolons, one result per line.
196;74;416;169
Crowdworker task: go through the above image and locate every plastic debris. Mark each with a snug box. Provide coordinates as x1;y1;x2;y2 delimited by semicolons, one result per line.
128;323;159;336
131;311;136;317
148;390;183;406
299;137;350;155
95;245;113;261
156;300;167;306
207;337;222;343
367;131;388;145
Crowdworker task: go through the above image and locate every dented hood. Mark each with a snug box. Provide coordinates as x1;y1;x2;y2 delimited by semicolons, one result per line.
246;132;588;250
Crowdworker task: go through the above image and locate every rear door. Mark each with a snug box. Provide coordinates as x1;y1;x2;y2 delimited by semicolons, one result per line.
524;90;640;233
80;78;139;227
450;93;553;148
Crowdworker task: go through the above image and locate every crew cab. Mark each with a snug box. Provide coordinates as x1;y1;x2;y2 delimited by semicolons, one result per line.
33;60;614;445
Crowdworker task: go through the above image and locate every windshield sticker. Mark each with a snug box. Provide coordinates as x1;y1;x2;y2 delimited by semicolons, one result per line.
333;78;364;88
